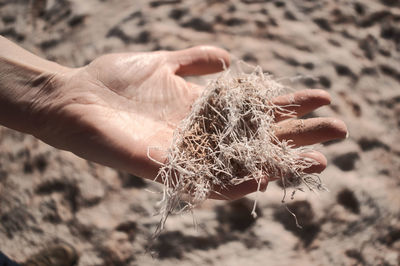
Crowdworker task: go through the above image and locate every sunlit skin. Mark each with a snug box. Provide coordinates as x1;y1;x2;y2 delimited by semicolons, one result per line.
0;37;347;200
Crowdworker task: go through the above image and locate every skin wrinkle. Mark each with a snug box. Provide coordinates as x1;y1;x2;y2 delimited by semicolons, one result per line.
79;77;173;143
19;73;67;135
85;66;174;127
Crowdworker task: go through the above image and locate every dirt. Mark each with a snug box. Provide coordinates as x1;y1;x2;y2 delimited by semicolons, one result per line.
1;0;399;265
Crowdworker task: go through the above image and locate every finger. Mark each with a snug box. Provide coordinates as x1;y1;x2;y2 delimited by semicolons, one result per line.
209;150;327;200
209;177;268;200
168;45;230;76
208;150;327;200
260;151;327;183
301;151;327;174
268;151;327;183
275;117;348;147
276;151;327;188
273;89;331;122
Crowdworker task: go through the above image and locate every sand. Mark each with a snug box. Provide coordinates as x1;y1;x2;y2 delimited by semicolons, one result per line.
0;0;399;265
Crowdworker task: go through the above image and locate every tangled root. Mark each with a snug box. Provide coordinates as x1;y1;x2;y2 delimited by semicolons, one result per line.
152;64;325;235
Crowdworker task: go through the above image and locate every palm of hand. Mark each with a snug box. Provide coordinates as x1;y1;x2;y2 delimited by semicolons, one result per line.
52;51;203;179
87;52;200;149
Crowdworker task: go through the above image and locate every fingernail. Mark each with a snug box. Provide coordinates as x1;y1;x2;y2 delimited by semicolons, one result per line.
261;178;268;192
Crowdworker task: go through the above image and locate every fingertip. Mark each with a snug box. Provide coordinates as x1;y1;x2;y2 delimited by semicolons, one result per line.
300;89;331;107
170;45;230;76
331;118;348;139
301;151;327;174
260;177;268;192
312;89;331;105
197;45;231;68
209;177;268;200
273;89;332;122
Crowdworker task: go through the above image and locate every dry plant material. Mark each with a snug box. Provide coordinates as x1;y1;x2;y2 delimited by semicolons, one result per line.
153;65;325;233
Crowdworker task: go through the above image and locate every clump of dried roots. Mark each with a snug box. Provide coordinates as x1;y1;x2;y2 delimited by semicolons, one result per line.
153;65;325;234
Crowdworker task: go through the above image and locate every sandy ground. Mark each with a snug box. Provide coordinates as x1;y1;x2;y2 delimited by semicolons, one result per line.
1;0;400;265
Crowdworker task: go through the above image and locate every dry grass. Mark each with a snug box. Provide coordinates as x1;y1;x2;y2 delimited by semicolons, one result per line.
152;64;325;235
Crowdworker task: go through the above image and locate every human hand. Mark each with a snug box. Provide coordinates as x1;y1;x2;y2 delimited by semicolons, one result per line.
31;46;230;179
26;46;346;200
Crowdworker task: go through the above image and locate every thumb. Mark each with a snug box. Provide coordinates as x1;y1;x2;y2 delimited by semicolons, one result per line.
168;45;230;76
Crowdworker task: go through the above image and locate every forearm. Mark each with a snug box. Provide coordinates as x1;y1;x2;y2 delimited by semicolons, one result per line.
0;36;69;134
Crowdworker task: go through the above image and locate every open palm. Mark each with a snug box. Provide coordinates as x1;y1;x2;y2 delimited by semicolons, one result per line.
36;46;346;200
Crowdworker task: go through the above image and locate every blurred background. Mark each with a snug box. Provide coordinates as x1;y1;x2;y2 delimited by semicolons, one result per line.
0;0;399;265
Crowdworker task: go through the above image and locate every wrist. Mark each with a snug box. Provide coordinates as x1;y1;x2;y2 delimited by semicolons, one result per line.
0;59;65;134
0;36;72;134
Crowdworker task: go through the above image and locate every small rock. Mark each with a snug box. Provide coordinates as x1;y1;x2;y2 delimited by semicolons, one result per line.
337;189;360;214
33;154;48;173
39;194;74;223
318;75;331;88
359;35;378;60
182;17;213;32
100;232;133;264
77;173;105;206
333;152;360;171
1;207;36;238
313;18;333;32
115;220;137;240
216;198;261;231
169;8;186;20
0;169;8;182
334;63;358;80
273;200;320;246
